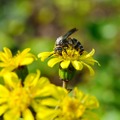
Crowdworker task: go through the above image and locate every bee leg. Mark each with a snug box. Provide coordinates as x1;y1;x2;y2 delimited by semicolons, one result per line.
63;47;68;54
79;49;84;55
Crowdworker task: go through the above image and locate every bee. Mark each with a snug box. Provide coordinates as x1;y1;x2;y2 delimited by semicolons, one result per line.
54;28;84;55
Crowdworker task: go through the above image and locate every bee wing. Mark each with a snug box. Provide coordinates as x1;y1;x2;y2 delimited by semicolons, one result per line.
63;28;78;39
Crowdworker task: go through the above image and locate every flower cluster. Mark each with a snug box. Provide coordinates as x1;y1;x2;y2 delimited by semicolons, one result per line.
0;29;100;120
0;70;51;119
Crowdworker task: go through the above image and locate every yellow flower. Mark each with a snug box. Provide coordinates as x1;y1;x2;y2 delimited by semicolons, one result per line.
38;48;100;76
0;70;56;120
0;47;36;71
36;87;99;120
57;88;99;120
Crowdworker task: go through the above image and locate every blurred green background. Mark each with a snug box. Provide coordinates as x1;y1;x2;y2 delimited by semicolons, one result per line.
0;0;120;119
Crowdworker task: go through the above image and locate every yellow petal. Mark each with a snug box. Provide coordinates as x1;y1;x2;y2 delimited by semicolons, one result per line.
80;49;95;60
33;84;53;97
31;101;39;112
3;72;19;88
94;59;100;66
0;47;12;65
34;84;62;98
3;47;12;58
54;86;67;99
3;108;20;120
0;98;8;104
40;98;58;107
85;96;99;109
22;109;34;120
0;85;9;97
20;57;35;65
44;85;67;100
82;62;95;76
36;106;58;120
38;77;50;86
24;70;40;87
86;58;100;66
0;62;7;67
85;49;95;58
72;61;83;70
60;60;70;69
15;49;36;66
0;104;8;116
38;51;54;61
19;48;31;55
73;87;84;99
84;58;96;65
48;57;62;67
0;52;11;63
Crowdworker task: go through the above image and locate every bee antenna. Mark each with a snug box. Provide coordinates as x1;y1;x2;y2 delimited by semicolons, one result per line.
63;28;78;39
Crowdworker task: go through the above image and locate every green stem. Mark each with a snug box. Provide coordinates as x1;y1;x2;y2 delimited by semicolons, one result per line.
62;80;68;89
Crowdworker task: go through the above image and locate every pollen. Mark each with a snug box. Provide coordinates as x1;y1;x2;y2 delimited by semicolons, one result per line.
60;97;86;119
61;48;80;60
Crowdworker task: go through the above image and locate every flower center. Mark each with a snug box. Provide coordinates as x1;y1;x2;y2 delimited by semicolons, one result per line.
61;97;85;119
8;86;32;111
61;48;80;61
